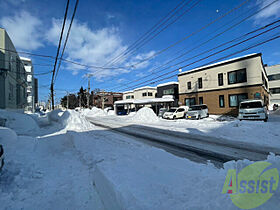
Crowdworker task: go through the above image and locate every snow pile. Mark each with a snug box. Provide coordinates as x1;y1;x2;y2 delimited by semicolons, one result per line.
107;110;115;115
131;107;158;123
0;109;39;135
82;107;107;117
47;109;64;122
59;110;94;131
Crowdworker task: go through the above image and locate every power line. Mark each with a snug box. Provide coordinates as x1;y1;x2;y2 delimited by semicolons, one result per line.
118;25;280;91
50;0;70;110
104;0;199;67
91;0;250;77
54;0;79;83
108;0;279;90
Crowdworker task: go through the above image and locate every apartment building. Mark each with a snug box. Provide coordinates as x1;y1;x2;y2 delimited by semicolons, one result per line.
0;28;27;109
178;53;269;115
123;90;134;100
92;91;123;109
20;57;36;112
265;64;280;105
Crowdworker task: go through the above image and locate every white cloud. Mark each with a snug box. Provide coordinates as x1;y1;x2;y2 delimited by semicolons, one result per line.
46;18;155;79
0;11;43;50
254;0;280;23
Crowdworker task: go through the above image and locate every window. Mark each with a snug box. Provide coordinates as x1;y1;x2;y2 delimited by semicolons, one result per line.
271;88;280;94
218;73;223;86
219;95;225;107
198;78;202;89
228;69;247;84
268;73;280;81
148;92;153;96
126;96;130;99
142;92;147;97
187;82;191;90
131;95;134;99
163;89;174;95
185;98;196;106
199;97;203;104
177;108;185;112
229;94;248;107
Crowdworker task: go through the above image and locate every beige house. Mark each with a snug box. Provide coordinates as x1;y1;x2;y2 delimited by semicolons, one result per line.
123;90;134;100
178;53;269;115
265;64;280;105
123;86;157;100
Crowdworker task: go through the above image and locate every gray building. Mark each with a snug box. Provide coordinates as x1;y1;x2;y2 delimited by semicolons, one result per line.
265;64;280;105
20;57;36;112
0;28;27;109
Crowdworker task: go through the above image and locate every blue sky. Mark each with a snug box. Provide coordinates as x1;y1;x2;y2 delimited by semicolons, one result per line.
0;0;280;103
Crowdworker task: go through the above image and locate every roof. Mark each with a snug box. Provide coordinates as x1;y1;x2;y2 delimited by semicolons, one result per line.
156;81;178;87
123;90;134;94
20;57;32;62
178;53;261;77
133;86;157;91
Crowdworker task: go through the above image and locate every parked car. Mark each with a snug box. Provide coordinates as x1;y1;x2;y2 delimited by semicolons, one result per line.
158;108;168;118
163;106;189;120
0;144;4;171
186;104;209;120
238;99;268;122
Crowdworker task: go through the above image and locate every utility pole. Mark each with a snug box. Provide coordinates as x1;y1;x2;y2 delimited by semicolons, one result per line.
79;92;81;108
87;76;90;108
66;91;69;109
101;90;105;110
85;73;93;108
51;83;55;110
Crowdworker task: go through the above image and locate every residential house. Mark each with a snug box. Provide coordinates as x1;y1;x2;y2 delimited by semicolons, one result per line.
156;82;179;106
178;53;269;115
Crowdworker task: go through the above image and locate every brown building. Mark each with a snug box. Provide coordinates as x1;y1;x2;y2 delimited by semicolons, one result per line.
92;91;123;109
178;53;269;116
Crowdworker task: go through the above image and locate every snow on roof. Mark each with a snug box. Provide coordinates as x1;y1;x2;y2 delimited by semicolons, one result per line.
114;99;135;104
114;97;174;105
179;53;260;76
156;81;178;87
133;86;157;91
123;90;134;94
134;98;174;104
20;57;32;62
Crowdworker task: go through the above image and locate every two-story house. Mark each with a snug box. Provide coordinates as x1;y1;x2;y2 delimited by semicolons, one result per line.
178;53;269;115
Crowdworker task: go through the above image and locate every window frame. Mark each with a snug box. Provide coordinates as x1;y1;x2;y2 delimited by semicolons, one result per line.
228;93;248;107
198;78;203;89
227;68;247;85
219;95;225;108
218;73;223;86
142;92;147;97
199;96;203;105
187;81;191;90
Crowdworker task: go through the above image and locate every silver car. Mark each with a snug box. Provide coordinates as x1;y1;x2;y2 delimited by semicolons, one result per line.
186;105;209;120
238;100;268;122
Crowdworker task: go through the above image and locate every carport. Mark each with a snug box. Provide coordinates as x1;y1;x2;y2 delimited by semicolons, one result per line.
114;96;174;115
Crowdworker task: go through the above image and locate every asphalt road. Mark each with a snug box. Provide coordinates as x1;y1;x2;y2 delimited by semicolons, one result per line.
87;117;280;168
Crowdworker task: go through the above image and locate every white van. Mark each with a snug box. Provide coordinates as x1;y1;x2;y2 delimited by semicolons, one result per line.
186;104;209;120
163;106;189;120
238;100;268;122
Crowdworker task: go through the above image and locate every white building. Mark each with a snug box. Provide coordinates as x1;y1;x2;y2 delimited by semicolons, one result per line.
20;57;35;112
265;64;280;105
